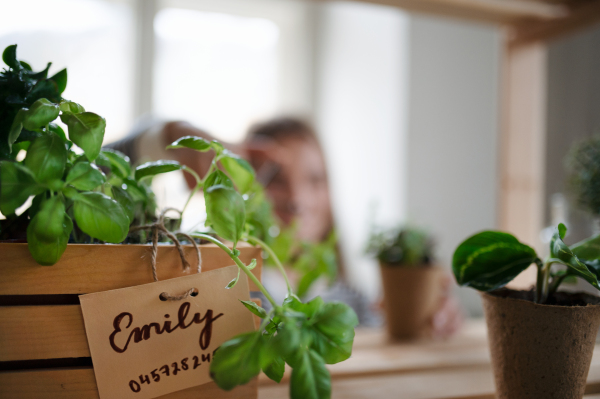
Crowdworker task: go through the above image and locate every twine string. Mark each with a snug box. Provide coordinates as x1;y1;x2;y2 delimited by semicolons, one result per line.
129;208;202;301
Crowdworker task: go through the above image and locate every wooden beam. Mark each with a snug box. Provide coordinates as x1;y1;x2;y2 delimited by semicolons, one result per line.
316;0;567;25
509;0;600;46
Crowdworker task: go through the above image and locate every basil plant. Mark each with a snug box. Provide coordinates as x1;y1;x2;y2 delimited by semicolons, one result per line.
453;223;600;303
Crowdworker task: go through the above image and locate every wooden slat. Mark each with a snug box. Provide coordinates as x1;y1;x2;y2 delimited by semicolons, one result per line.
0;367;257;399
317;0;567;25
0;243;262;294
0;300;263;362
509;0;600;46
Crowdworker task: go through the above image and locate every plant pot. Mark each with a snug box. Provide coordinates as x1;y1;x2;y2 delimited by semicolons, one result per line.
0;242;262;399
482;290;600;399
380;264;444;339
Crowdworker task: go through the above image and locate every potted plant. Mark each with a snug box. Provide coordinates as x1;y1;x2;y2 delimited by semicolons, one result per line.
453;223;600;399
366;225;444;339
0;45;358;399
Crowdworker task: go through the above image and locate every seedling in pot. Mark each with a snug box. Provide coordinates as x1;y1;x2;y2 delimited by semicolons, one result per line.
453;223;600;303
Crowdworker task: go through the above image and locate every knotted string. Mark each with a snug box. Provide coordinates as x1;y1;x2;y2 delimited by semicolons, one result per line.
129;207;202;301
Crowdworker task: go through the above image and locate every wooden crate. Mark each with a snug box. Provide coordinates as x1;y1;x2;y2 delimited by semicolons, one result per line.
0;242;262;399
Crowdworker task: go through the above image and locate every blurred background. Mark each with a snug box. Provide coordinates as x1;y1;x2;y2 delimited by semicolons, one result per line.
2;0;599;317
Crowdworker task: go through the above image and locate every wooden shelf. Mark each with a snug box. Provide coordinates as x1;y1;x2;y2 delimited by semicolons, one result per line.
258;320;600;399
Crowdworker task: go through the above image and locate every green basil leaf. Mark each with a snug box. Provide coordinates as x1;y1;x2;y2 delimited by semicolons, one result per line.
0;161;45;215
50;68;67;94
2;44;19;70
72;192;129;243
59;100;85;114
262;355;285;383
166;136;212;152
60;112;105;161
226;267;241;289
134;160;182;180
240;299;268;319
24;132;67;183
210;331;263;391
297;269;322;298
308;301;357;364
8;110;26;151
220;153;255;194
66;162;105;190
31;196;67;241
452;231;538;291
247;258;257;270
48;123;68;143
21;99;60;132
210;141;224;155
550;223;600;289
204;185;246;245
27;212;72;266
96;149;131;178
204;170;234;189
111;185;135;221
289;349;331;399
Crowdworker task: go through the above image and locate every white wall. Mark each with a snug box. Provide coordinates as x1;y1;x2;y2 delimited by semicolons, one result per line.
406;14;501;316
315;2;410;300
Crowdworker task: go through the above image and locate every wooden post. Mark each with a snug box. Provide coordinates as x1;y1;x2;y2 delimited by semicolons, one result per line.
499;35;548;288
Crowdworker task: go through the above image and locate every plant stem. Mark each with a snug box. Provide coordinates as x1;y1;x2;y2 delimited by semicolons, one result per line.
190;233;279;308
536;258;553;304
548;274;566;297
246;235;293;296
535;258;545;304
181;166;202;215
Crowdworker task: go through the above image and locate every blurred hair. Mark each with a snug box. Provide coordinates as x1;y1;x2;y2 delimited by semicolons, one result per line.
246;117;317;143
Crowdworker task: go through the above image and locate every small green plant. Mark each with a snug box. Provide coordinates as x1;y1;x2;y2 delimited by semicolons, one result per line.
453;223;600;304
365;225;433;266
0;45;357;399
566;135;600;217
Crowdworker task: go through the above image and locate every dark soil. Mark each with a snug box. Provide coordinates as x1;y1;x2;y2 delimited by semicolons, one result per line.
490;288;600;307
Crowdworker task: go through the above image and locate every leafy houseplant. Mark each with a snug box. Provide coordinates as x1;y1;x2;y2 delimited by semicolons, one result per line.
366;226;444;339
566;135;600;228
0;45;357;399
453;224;600;399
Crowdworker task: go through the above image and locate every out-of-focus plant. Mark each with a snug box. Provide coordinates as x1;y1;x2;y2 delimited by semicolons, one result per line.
566;135;600;217
365;225;434;266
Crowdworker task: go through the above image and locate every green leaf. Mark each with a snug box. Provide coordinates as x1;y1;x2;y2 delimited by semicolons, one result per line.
60;112;106;161
48;123;68;143
72;192;130;243
220;153;255;194
166;136;212;152
21;99;60;132
66;162;105;190
452;231;538;291
204;185;246;245
8;110;25;151
59;100;85;114
134;160;182;180
97;149;131;178
27;212;72;266
289;350;331;399
2;44;19;69
308;301;357;364
111;185;135;221
550;224;600;289
31;195;67;241
24;132;67;183
0;161;45;215
210;331;263;391
247;258;257;270
226;267;241;289
240;299;268;318
262;355;285;383
50;69;67;94
211;141;225;155
297;269;322;298
570;234;600;276
204;169;234;189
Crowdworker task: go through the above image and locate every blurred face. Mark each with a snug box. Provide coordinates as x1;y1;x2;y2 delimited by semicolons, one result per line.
249;135;333;242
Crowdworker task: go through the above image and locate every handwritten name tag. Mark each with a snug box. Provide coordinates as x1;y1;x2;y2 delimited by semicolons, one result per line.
79;265;255;399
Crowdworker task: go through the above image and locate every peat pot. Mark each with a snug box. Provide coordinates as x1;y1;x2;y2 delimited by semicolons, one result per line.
0;242;262;399
380;264;444;339
482;290;600;399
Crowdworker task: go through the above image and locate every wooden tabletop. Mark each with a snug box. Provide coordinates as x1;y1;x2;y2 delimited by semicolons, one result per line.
258;319;600;399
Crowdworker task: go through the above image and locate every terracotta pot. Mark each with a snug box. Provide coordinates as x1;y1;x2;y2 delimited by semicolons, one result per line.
482;290;600;399
380;264;444;339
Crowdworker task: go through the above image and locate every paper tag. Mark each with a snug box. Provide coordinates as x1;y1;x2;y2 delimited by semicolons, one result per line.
79;265;255;399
